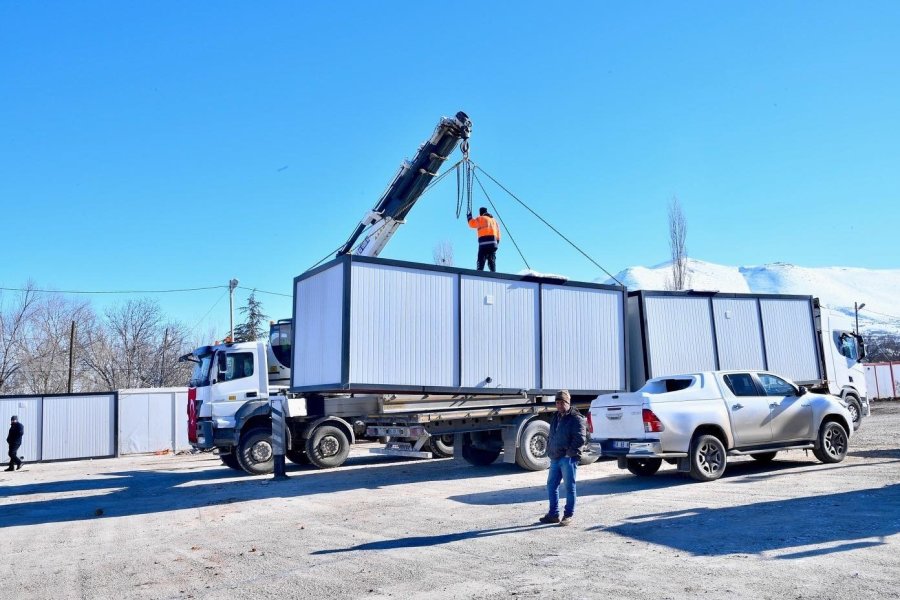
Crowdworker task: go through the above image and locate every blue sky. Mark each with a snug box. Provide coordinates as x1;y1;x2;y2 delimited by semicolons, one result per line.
2;2;898;339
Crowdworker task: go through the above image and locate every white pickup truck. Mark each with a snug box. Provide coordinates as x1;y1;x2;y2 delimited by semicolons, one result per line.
588;371;854;482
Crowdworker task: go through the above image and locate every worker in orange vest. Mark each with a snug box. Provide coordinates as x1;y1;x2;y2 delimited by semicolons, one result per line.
467;206;501;272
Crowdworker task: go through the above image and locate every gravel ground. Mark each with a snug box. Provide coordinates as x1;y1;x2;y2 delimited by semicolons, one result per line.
2;403;899;600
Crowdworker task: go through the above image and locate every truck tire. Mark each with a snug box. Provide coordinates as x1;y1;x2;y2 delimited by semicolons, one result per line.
515;420;550;471
305;425;350;469
286;449;310;465
751;451;777;463
844;394;862;432
688;434;727;482
626;458;662;476
812;420;849;464
235;427;275;475
428;434;454;459
219;450;242;470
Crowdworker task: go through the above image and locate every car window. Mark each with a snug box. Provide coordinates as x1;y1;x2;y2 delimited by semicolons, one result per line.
839;333;859;361
758;373;796;396
218;352;255;382
724;373;758;397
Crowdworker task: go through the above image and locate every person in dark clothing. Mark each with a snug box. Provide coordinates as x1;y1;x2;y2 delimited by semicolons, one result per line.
6;415;24;471
539;390;586;526
467;207;501;272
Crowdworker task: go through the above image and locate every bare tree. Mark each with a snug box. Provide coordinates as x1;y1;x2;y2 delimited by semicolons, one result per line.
433;240;454;267
0;283;38;393
18;294;93;394
665;196;690;291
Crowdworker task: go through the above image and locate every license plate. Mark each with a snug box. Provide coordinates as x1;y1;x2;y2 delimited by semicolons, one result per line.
630;442;654;452
385;428;406;436
613;441;630;449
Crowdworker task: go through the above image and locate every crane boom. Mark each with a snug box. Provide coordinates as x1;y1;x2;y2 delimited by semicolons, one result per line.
338;111;472;257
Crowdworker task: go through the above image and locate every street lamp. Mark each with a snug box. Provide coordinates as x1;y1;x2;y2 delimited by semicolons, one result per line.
229;278;240;341
854;301;866;334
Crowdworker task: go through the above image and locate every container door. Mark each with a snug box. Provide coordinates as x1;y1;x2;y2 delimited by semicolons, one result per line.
758;373;813;442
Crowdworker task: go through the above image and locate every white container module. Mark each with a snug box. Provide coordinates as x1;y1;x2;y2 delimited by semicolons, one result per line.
628;290;825;390
291;256;627;396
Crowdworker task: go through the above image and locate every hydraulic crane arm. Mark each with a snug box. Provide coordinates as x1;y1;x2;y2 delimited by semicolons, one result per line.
338;111;472;257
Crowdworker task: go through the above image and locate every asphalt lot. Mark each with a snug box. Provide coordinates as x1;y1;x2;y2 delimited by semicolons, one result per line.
2;404;899;600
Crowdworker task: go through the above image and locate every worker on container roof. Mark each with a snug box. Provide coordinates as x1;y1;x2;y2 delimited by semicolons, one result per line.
467;206;501;272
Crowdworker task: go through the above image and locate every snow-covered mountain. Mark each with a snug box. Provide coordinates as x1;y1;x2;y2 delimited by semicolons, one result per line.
601;259;900;334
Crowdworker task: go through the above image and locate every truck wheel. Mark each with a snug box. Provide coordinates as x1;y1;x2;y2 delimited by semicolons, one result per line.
219;450;242;470
688;434;726;482
626;458;662;476
812;421;849;464
428;434;454;458
286;449;310;465
235;428;274;475
306;425;350;469
751;451;777;463
844;394;862;432
515;420;550;471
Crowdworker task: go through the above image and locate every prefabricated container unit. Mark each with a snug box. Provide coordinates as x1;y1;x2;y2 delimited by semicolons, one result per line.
291;255;628;396
627;290;825;391
865;362;900;400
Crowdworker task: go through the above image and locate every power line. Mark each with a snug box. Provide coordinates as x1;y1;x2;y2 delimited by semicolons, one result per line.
0;285;225;295
236;286;291;298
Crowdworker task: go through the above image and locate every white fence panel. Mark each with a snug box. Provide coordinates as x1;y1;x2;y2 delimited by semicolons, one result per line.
0;397;42;462
41;394;115;460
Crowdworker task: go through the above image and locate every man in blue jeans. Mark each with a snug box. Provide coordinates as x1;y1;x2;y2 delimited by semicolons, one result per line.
539;390;586;526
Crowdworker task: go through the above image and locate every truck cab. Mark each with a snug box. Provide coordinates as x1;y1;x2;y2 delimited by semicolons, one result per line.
816;305;869;427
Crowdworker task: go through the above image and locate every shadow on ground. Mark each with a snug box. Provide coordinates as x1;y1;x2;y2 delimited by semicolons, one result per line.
0;455;517;529
311;523;550;554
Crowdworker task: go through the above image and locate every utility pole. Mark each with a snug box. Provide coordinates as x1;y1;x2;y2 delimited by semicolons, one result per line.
67;320;76;393
855;301;866;335
229;278;240;341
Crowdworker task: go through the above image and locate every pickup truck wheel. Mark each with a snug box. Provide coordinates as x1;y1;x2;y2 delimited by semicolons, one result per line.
428;434;454;459
844;395;862;432
813;421;849;464
286;449;310;465
626;458;662;476
235;428;274;475
689;434;726;482
515;420;550;471
306;425;350;469
751;452;777;463
219;450;242;470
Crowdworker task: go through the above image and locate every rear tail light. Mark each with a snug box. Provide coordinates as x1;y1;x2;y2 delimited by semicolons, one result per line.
642;409;664;433
586;411;594;434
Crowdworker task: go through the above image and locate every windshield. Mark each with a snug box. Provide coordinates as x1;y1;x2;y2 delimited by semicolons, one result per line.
270;321;292;369
189;353;214;387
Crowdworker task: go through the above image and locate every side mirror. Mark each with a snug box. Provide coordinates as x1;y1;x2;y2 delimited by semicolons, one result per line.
796;386;808;396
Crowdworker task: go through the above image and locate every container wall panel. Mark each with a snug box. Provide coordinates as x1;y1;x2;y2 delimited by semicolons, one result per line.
627;295;647;391
644;296;716;377
349;263;458;387
864;365;878;399
174;391;190;450
293;264;344;388
460;276;539;390
760;299;821;383
42;394;115;460
892;364;900;398
875;364;895;399
712;298;766;371
541;285;625;391
0;397;42;462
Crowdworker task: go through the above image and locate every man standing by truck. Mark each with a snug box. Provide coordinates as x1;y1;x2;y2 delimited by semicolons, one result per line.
539;390;586;526
466;207;501;272
6;415;23;471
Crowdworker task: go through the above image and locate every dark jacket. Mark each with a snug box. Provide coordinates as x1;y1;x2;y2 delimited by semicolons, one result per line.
7;422;23;447
548;407;586;460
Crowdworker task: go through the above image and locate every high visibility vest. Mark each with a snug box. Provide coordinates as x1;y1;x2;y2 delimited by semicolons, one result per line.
468;215;501;246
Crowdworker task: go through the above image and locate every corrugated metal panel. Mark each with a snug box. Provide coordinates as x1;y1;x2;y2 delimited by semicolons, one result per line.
712;298;766;370
349;262;458;386
541;285;625;391
118;390;177;454
644;296;716;377
460;276;539;390
293;263;344;388
892;364;900;398
627;295;646;391
0;397;42;462
759;299;821;382
41;394;115;460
